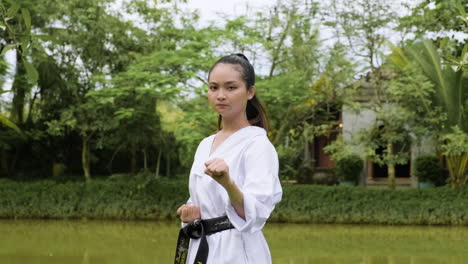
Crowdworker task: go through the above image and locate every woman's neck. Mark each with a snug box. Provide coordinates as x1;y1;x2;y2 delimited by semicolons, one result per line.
220;114;250;133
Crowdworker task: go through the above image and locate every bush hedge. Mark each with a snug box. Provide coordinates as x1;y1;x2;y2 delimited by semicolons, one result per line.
0;174;188;220
1;175;468;225
271;184;468;225
413;155;443;184
335;153;363;183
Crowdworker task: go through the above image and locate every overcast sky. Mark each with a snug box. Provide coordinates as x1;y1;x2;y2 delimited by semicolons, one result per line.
1;0;274;94
184;0;272;21
3;0;466;92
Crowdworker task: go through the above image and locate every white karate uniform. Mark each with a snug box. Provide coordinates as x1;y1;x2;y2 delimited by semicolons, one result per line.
184;126;282;264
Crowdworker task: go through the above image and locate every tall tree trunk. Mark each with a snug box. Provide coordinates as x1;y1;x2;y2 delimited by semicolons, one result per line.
268;18;292;79
155;149;162;178
105;145;123;174
447;153;468;190
387;143;396;189
11;52;28;124
82;136;91;182
142;148;148;171
388;163;396;189
1;148;8;176
26;90;39;125
9;143;21;178
130;148;137;174
166;155;170;178
303;130;311;166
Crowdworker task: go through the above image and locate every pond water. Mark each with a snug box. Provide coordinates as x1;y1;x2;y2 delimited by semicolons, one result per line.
1;220;467;264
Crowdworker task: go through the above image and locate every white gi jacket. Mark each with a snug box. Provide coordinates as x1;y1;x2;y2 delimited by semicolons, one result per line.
185;126;282;264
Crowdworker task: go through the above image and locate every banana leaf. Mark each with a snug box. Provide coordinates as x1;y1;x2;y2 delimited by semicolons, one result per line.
405;39;467;133
0;113;21;134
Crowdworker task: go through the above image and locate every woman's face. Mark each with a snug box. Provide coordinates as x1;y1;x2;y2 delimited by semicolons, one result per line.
208;63;255;119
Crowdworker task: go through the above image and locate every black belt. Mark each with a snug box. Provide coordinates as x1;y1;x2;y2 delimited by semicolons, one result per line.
173;216;234;264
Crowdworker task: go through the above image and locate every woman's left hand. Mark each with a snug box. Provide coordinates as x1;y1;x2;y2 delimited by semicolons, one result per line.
205;158;246;220
204;158;231;188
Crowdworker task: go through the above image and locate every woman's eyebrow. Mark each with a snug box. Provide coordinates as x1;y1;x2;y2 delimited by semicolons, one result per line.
209;81;238;85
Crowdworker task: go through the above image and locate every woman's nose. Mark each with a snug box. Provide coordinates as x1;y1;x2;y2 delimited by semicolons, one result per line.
217;89;226;100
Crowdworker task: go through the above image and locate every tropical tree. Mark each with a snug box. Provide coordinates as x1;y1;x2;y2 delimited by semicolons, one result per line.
46;93;116;182
406;40;467;132
321;0;465;188
398;0;467;56
207;0;358;180
0;2;37;176
0;2;29;131
38;0;156;180
0;92;21;134
0;1;51;130
440;127;468;189
404;39;467;189
320;0;402;72
337;60;439;189
1;0;202;179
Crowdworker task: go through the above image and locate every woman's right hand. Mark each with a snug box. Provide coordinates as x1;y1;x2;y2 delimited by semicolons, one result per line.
176;204;201;223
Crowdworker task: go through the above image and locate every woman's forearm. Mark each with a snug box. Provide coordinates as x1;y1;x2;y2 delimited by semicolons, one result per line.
224;180;245;220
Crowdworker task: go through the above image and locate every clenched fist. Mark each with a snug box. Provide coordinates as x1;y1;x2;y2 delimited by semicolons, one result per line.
176;204;201;223
204;158;232;188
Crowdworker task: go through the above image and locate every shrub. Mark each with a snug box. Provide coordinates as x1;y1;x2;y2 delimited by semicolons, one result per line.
277;144;303;181
413;154;442;184
297;166;337;185
2;177;468;225
270;185;468;225
0;174;189;220
335;153;363;183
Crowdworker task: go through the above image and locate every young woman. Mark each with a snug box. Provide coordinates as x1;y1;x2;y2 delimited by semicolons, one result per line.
174;54;282;264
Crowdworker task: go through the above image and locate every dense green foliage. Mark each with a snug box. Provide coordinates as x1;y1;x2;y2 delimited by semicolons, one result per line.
0;175;188;220
0;0;214;180
2;178;468;225
272;184;468;225
335;153;363;183
0;0;466;187
413;155;442;183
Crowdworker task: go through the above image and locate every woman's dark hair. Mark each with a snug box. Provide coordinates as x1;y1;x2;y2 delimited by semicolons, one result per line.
208;53;269;132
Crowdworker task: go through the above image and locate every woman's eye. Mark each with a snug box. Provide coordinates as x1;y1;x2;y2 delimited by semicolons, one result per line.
228;86;236;90
209;86;217;90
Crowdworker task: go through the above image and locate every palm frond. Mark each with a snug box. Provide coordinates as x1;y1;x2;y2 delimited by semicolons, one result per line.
0;113;21;134
406;39;467;133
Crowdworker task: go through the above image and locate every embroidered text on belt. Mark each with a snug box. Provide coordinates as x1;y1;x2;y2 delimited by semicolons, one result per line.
173;215;234;264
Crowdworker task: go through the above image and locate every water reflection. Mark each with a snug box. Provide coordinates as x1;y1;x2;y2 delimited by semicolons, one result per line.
0;220;179;264
1;220;467;264
265;224;468;264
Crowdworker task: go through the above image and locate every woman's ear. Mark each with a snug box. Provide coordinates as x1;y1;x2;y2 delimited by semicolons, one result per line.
248;86;256;100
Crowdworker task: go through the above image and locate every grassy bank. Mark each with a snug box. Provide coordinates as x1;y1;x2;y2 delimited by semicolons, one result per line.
1;175;468;225
0;174;188;220
272;184;468;225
